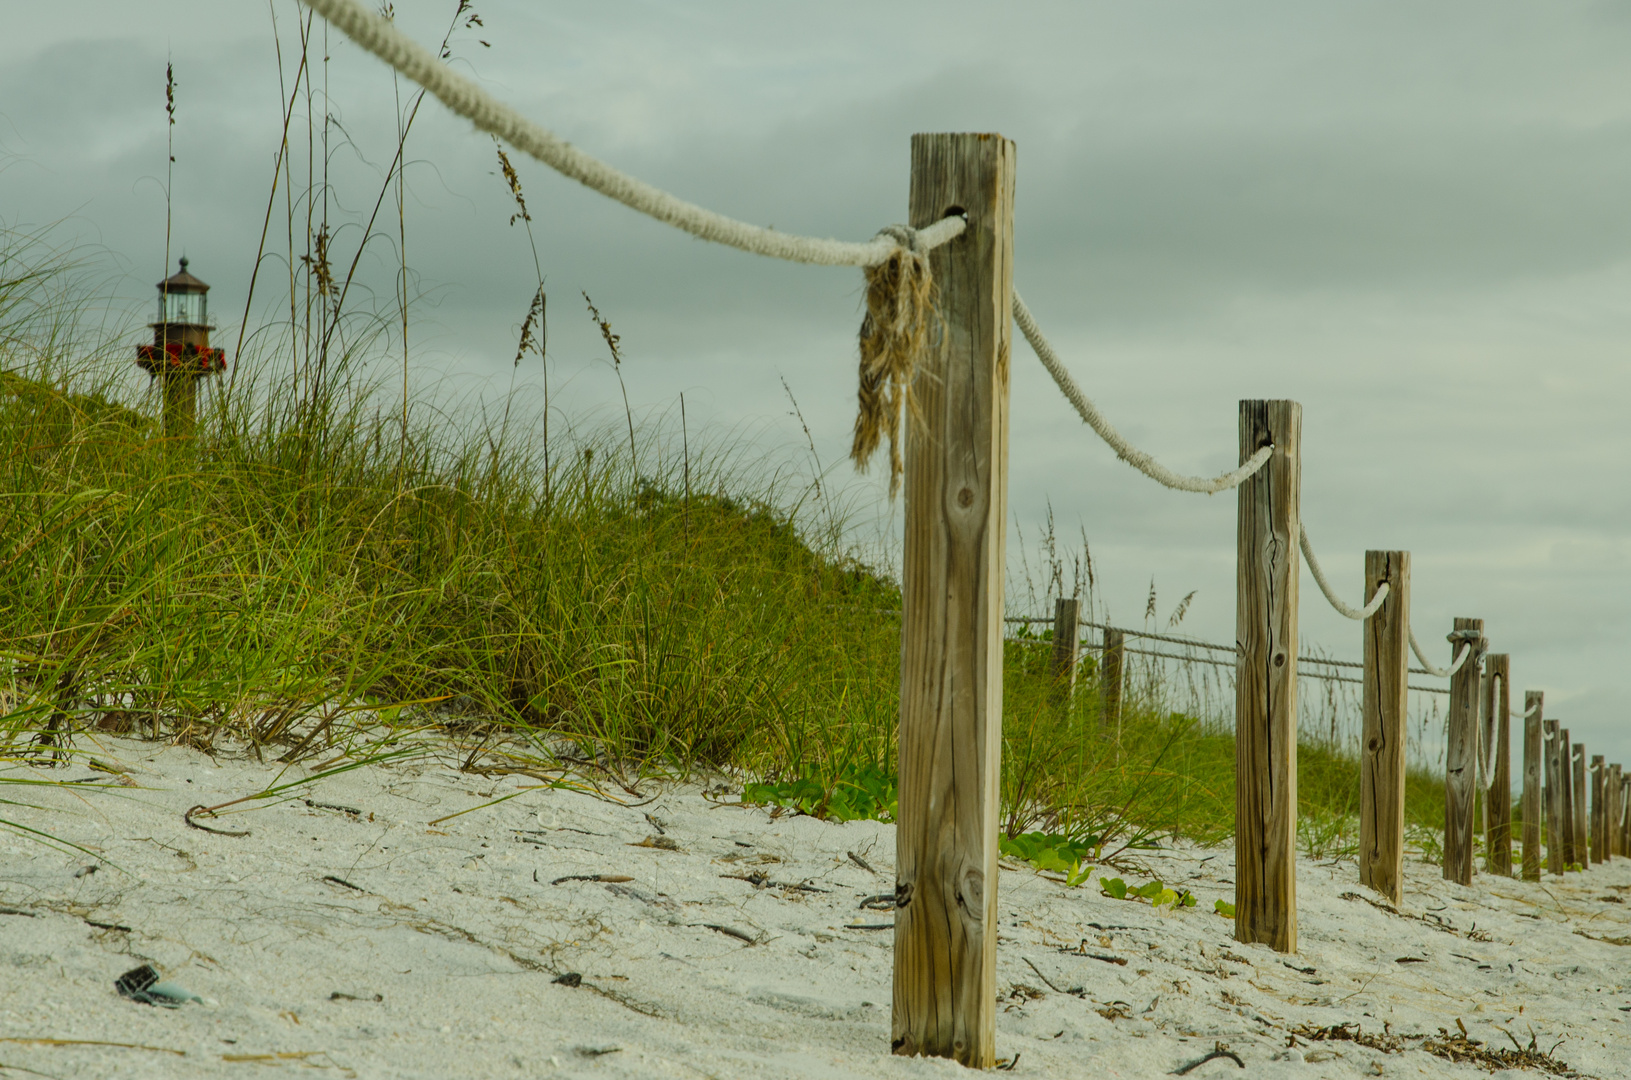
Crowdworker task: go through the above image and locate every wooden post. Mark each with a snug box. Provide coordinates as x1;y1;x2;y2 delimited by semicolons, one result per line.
1621;773;1631;858
1443;620;1485;885
1048;598;1080;709
1521;691;1543;881
1571;741;1588;869
1559;727;1577;869
1544;719;1564;875
1100;628;1125;740
1484;654;1512;876
1235;399;1301;953
1359;550;1409;905
1609;764;1624;859
892;131;1014;1069
1590;755;1606;864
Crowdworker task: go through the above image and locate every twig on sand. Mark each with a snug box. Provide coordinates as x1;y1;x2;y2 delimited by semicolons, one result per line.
551;873;633;885
321;875;365;892
0;1037;185;1056
699;923;763;945
183;804;250;837
1172;1042;1244;1074
847;850;876;873
1022;956;1084;997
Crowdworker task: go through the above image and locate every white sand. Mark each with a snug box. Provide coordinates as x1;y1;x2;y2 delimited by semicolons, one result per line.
2;739;1628;1078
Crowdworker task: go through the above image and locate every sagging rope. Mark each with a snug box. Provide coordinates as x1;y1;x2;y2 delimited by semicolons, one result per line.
298;0;965;492
1409;628;1472;679
1013;293;1273;493
300;0;965;268
1299;525;1388;620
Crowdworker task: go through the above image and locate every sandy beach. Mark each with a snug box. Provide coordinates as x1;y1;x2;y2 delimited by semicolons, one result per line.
2;739;1628;1078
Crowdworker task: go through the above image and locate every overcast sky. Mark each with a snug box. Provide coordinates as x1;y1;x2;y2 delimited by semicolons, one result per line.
6;2;1631;761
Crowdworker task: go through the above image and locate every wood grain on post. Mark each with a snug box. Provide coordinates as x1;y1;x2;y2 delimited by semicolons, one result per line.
1543;718;1563;875
1235;399;1301;953
1443;620;1486;885
1521;691;1543;881
1359;550;1409;905
1590;755;1606;864
892;131;1014;1069
1100;628;1125;740
1048;597;1080;710
1571;742;1588;869
1484;654;1512;876
1559;727;1577;869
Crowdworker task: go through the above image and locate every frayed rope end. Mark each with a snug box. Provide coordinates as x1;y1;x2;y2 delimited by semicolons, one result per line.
850;230;935;497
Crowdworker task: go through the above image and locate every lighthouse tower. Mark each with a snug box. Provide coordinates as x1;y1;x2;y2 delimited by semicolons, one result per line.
135;257;226;437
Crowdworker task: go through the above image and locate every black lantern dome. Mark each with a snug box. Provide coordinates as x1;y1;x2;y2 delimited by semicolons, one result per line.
156;256;210;329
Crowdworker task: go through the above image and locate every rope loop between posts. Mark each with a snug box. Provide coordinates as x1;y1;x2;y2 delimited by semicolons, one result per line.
1298;525;1388;621
1013;292;1273;493
1409;627;1473;679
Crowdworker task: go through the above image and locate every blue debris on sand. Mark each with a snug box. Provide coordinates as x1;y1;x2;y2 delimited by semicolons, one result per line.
114;963;205;1008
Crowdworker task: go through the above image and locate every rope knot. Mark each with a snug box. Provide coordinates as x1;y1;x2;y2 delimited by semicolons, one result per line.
874;224;925;255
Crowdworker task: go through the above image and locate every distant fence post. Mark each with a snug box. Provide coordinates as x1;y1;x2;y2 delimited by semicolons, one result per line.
1560;726;1578;869
1048;597;1080;709
1484;654;1512;877
1521;691;1543;881
1444;619;1486;885
892;131;1014;1069
1621;771;1630;858
1571;741;1588;869
1235;399;1301;953
1101;628;1125;740
1610;763;1624;859
1359;550;1409;905
1590;755;1607;865
1544;719;1564;875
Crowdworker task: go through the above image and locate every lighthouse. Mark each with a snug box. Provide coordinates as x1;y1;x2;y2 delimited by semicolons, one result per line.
135;257;226;437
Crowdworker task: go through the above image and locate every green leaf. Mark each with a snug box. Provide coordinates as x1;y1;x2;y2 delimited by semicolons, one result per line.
1100;877;1128;900
1214;899;1235;917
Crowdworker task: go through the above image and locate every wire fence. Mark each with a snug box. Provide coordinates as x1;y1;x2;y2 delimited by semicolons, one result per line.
1001;615;1450;770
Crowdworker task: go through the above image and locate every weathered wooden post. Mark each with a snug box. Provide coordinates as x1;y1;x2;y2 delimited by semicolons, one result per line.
1521;691;1543;881
1559;726;1578;869
893;131;1014;1068
1571;741;1588;869
1544;719;1565;874
1621;773;1631;857
1609;763;1624;859
1048;597;1080;710
1484;654;1512;876
1360;550;1409;905
1444;620;1485;885
1235;399;1301;953
1590;755;1607;864
1100;628;1125;740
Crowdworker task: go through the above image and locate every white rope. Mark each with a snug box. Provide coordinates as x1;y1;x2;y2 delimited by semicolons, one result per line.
1013;292;1273;493
1409;627;1471;679
1298;525;1389;621
299;0;965;267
